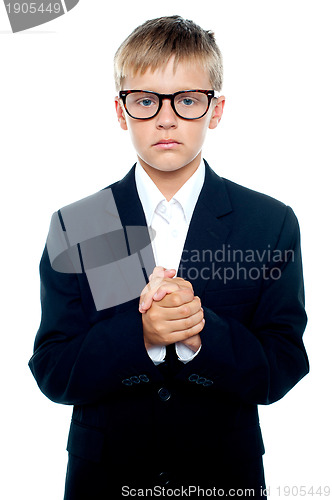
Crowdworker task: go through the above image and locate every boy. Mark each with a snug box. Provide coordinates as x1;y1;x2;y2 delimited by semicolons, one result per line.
29;15;309;499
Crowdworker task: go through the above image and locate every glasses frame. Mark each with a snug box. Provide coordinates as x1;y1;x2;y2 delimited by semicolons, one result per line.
119;89;217;120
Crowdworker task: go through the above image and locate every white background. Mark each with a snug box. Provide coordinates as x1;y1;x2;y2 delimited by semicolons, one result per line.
1;1;331;498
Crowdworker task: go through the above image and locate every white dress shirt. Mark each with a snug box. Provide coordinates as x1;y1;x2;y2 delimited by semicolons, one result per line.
135;159;205;365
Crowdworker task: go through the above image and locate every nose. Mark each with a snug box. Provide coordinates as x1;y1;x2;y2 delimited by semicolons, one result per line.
155;98;177;129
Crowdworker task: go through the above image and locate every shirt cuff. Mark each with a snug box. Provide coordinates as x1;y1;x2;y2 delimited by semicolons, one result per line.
175;342;201;364
147;345;166;365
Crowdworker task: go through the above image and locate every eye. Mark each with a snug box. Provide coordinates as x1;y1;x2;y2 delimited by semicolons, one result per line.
181;98;195;106
176;93;202;107
138;98;154;107
135;94;158;108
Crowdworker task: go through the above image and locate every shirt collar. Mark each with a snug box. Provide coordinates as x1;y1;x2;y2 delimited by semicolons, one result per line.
135;159;205;226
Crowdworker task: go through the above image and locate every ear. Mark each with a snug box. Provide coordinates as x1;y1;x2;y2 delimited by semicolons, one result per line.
115;97;128;131
208;96;225;130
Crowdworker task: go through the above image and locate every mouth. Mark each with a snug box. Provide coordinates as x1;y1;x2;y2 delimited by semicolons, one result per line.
153;139;181;150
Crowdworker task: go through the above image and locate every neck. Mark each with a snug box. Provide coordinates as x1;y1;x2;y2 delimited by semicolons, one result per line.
138;154;202;201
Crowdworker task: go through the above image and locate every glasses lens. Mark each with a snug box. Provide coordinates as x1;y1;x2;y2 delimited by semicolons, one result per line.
125;92;159;119
174;92;209;119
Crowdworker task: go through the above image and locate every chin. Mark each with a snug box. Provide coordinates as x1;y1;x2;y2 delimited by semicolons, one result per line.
140;159;185;173
145;157;199;173
153;164;185;172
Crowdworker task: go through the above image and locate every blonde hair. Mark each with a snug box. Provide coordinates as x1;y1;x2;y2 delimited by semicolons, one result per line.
114;15;223;92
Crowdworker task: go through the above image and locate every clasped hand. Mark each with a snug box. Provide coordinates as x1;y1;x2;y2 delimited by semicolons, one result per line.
139;266;204;353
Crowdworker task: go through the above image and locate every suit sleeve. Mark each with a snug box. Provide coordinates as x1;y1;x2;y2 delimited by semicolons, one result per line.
28;245;161;406
179;206;309;405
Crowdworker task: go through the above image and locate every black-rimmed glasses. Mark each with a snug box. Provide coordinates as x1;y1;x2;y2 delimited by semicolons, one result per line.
119;89;217;120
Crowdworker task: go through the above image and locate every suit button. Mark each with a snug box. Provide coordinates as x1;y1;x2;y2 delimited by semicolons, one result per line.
203;379;213;387
158;471;170;485
130;376;140;384
122;379;132;386
158;387;171;401
197;376;207;385
139;374;149;383
188;374;199;382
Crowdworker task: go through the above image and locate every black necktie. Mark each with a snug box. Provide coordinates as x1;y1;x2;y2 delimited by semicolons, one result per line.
166;343;183;375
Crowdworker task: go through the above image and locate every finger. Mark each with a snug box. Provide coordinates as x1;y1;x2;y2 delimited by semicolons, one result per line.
148;266;164;281
140;273;185;312
141;269;176;303
142;275;189;300
140;280;156;298
156;296;202;320
139;279;174;312
166;307;204;332
139;277;163;303
163;268;176;279
139;276;191;313
140;282;181;312
155;287;194;308
167;317;205;343
152;282;181;301
172;278;193;290
140;270;169;311
148;267;176;281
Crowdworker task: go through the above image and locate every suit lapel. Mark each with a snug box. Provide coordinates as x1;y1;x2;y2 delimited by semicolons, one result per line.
110;162;233;297
107;165;147;228
110;165;156;280
178;161;233;298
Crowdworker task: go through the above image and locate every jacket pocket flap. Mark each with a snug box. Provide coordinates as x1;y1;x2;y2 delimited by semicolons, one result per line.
224;424;265;459
66;420;105;463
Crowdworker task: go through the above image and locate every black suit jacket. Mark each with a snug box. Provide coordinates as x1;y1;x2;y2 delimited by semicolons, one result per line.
29;161;309;491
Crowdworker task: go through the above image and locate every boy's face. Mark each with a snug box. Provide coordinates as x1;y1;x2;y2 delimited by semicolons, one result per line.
115;57;225;175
